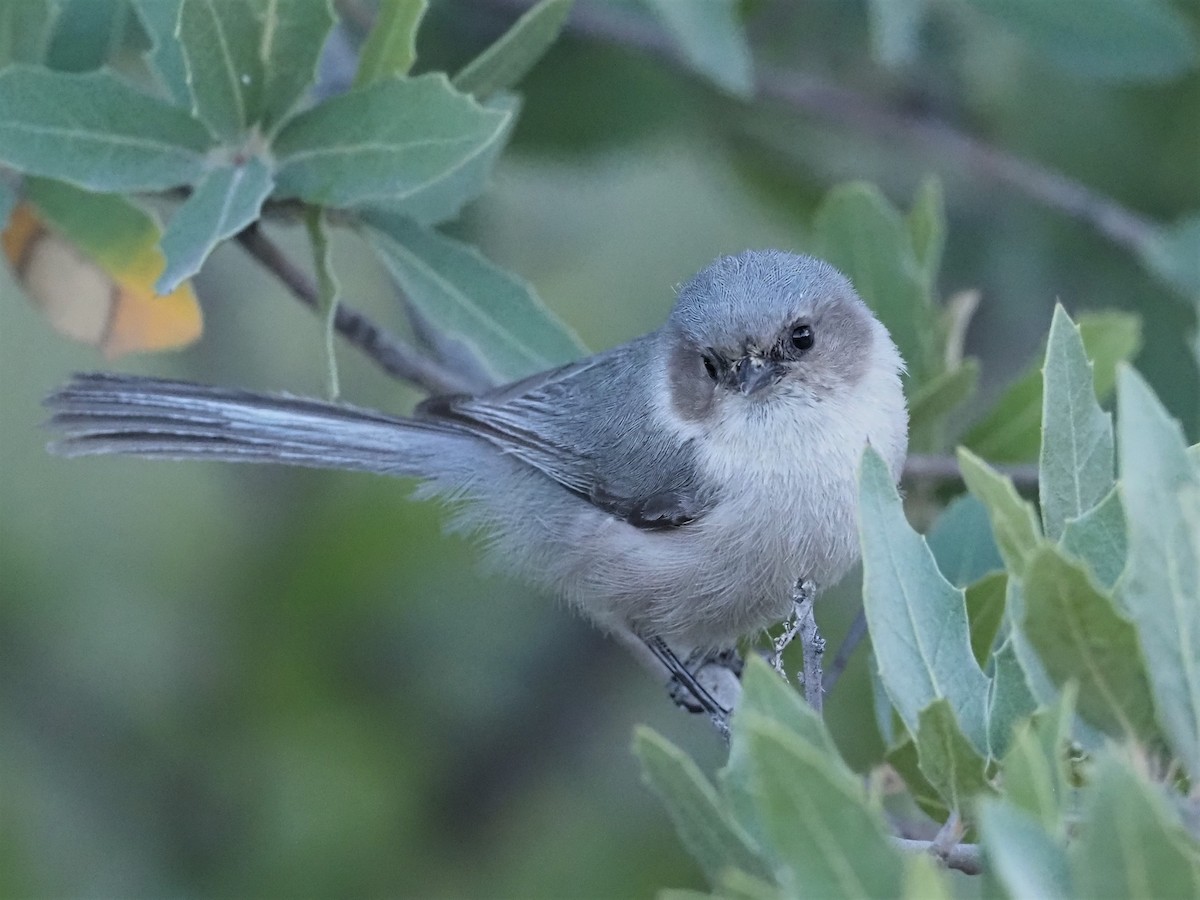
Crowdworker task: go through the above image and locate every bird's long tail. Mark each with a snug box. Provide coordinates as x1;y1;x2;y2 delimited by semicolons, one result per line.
44;372;457;477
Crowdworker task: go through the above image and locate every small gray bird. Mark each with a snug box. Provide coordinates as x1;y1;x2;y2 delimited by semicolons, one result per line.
45;250;908;697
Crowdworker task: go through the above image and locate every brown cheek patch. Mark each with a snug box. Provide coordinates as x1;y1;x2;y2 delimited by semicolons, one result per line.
668;341;716;422
821;304;874;388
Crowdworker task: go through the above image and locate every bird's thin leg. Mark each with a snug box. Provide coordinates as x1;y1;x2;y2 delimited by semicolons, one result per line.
644;636;731;738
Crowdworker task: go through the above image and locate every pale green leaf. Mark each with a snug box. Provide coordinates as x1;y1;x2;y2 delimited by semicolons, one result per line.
1023;544;1159;740
978;799;1073;899
1041;305;1115;540
354;0;427;87
179;0;262;140
132;0;190;106
859;447;990;752
0;67;210;192
257;0;335;131
740;715;904;899
1116;366;1200;776
1001;686;1075;832
902;852;952;900
1059;486;1126;589
1139;213;1200;302
453;0;573;99
156;156;274;294
1070;753;1200;898
0;0;60;67
965;571;1006;664
642;0;754;97
987;633;1039;758
305;208;341;400
1005;578;1057;706
273;74;511;208
967;0;1198;82
715;869;784;900
814;182;942;387
907;175;944;288
368;92;518;226
885;735;949;822
957;447;1042;573
907;360;978;453
964;311;1141;462
914;698;991;808
362;212;585;381
633;727;768;886
927;494;1004;588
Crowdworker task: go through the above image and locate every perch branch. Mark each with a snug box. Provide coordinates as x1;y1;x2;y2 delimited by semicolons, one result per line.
236;224;477;397
905;453;1039;489
892;837;984;876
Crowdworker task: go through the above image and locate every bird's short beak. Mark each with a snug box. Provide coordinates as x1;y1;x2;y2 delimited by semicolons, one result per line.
732;356;779;395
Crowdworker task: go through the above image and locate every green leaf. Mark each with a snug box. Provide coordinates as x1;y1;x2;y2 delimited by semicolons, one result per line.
907;175;944;289
1040;306;1115;540
45;0;127;72
859;447;990;752
978;799;1073;899
641;0;754;97
0;178;16;229
1059;486;1126;589
1005;577;1057;705
453;0;573;99
368;92;519;226
156;156;274;294
957;447;1042;574
715;869;784;900
967;0;1198;83
814;182;942;387
1022;544;1159;740
0;67;210;192
914;698;991;808
354;0;427;87
964;312;1141;462
306;208;341;400
1070;753;1200;899
740;715;904;899
987;633;1039;758
884;735;948;822
927;494;1004;588
257;0;336;132
0;0;60;67
23;176;161;270
1116;366;1200;776
965;571;1006;664
179;0;263;140
132;0;190;106
736;655;840;757
907;360;978;453
362;212;585;381
273;74;511;208
1140;213;1200;302
633;727;768;886
1001;686;1075;832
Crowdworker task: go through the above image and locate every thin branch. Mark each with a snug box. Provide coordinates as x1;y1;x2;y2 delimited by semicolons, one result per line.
551;0;1158;256
823;608;868;695
905;452;1039;490
892;837;984;876
235;224;478;397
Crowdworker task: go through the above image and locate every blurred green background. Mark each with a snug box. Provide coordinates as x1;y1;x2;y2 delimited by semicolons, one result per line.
2;1;1198;896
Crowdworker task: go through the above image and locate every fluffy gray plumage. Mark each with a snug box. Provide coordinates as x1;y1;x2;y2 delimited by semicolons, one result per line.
45;250;908;649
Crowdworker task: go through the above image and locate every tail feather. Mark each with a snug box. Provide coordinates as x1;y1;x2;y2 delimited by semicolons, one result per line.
44;373;453;477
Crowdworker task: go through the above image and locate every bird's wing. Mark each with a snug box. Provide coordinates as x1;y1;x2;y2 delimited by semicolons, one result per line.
418;340;709;529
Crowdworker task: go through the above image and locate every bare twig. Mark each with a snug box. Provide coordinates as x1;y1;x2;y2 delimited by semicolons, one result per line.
892;837;984;876
547;0;1158;257
235;224;478;397
904;453;1039;490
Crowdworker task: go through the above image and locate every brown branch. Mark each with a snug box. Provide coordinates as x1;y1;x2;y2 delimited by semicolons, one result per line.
236;224;478;397
551;0;1159;256
905;452;1039;490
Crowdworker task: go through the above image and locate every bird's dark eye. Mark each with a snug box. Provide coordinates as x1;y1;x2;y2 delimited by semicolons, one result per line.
702;354;719;381
791;324;814;351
